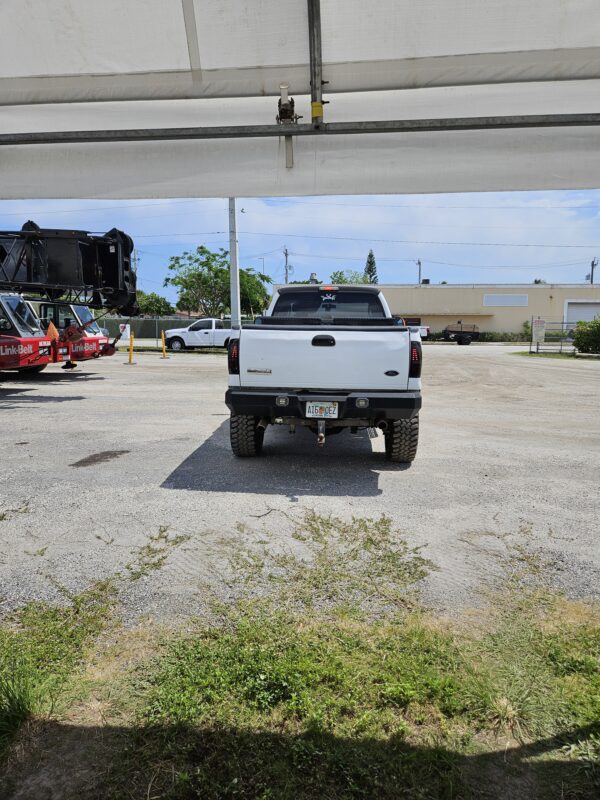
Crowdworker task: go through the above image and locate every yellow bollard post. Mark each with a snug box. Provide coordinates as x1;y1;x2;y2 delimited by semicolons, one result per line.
128;332;135;365
161;329;169;359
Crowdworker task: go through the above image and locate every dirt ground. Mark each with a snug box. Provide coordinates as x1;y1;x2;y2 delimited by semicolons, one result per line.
1;345;599;621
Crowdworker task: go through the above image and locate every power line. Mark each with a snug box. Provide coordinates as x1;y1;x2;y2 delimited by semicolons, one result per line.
278;198;600;211
0;198;211;217
131;229;600;249
287;251;587;269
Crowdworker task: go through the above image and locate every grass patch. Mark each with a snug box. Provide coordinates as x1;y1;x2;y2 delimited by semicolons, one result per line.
0;525;188;762
1;515;599;799
107;516;599;799
117;347;227;356
0;579;116;754
512;351;600;360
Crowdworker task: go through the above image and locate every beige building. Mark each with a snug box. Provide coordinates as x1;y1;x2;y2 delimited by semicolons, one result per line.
378;284;600;333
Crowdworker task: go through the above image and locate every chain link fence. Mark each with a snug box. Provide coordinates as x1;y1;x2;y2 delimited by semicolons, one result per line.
529;319;576;354
101;316;254;347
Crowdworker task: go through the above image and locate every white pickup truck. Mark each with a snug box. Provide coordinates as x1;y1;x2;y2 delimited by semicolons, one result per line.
225;285;422;463
165;318;231;351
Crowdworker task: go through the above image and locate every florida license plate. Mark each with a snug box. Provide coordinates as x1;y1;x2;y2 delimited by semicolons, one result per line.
305;401;339;419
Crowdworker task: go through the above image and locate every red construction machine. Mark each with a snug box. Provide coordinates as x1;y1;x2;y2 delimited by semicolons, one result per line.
0;221;137;375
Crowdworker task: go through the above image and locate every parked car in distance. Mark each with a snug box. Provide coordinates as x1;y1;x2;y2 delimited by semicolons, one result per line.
165;318;231;351
442;323;480;345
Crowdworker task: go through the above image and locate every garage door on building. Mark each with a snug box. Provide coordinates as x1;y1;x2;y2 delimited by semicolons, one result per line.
565;302;600;323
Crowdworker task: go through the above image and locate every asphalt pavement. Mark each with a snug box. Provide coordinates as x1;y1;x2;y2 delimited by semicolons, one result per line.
2;345;599;621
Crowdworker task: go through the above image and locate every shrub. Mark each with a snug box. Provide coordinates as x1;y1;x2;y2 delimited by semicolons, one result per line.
573;317;600;354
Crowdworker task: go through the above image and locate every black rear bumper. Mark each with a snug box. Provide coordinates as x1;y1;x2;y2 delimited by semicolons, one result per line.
225;387;421;421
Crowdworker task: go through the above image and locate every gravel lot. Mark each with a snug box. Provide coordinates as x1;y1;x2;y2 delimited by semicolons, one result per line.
1;346;599;621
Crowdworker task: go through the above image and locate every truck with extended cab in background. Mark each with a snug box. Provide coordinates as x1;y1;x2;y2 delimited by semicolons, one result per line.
225;285;422;463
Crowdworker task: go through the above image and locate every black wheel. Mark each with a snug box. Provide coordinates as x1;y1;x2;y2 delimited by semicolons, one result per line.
385;416;419;463
463;335;472;345
168;337;185;352
223;337;230;349
18;365;47;375
230;413;264;457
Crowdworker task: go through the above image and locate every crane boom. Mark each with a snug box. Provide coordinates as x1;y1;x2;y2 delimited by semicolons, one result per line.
0;221;138;315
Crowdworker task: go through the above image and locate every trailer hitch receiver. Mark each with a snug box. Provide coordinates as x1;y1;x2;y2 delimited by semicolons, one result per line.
317;419;326;447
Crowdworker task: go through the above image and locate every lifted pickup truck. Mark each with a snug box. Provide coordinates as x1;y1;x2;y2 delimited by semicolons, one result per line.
225;285;422;463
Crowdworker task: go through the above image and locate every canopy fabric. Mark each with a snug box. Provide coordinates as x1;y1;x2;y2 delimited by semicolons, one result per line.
1;1;599;198
3;0;600;104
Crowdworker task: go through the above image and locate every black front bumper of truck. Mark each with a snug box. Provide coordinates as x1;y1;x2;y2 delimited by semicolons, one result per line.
225;388;421;421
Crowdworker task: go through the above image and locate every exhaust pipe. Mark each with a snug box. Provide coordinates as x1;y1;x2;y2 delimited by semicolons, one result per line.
377;420;388;432
257;417;269;430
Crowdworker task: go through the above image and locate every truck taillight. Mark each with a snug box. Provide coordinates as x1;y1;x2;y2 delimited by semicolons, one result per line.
228;339;240;374
409;341;422;378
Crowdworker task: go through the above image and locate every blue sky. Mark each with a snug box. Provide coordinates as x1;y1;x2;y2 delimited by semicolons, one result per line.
1;190;598;303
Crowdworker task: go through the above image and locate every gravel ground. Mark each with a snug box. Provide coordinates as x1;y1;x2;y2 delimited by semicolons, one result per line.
1;345;599;622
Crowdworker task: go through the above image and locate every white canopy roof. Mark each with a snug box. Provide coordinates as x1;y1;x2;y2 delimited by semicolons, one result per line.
1;0;599;198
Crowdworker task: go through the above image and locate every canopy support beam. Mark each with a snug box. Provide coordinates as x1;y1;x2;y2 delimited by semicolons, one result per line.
307;0;324;125
1;113;600;146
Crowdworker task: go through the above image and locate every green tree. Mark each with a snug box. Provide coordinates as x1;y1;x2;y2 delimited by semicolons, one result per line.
136;290;175;316
164;246;271;316
364;250;378;284
330;269;369;284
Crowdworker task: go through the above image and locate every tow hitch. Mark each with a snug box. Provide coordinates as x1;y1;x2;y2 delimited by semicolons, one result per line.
317;419;326;447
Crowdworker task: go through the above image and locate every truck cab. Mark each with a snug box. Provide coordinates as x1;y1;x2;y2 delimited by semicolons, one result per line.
165;318;231;351
32;301;111;362
0;293;52;373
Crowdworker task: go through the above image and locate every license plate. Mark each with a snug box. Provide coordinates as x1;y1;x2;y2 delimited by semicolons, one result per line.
305;401;339;419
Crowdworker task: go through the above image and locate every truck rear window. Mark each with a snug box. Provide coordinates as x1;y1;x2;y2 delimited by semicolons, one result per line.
272;290;385;319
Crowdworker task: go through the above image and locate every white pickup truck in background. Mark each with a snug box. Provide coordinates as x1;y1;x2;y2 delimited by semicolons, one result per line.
225;285;422;463
165;318;231;351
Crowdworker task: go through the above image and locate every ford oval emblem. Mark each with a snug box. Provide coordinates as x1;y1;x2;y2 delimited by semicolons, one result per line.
385;370;399;376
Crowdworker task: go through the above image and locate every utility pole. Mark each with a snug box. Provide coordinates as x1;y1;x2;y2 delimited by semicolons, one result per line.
416;259;422;284
132;248;138;272
228;198;241;329
284;247;290;283
258;257;265;275
591;257;597;285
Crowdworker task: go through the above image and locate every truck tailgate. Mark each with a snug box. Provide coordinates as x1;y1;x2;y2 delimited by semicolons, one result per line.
237;326;411;391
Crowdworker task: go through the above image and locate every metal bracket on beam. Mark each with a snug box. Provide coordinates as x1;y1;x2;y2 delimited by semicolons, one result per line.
1;114;600;146
276;83;298;168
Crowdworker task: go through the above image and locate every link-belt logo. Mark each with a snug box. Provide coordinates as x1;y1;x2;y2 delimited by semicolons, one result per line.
71;342;97;353
0;343;33;356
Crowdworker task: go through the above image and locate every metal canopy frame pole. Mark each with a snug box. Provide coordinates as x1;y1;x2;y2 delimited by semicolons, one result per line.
228;198;241;330
307;0;323;125
2;114;600;145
